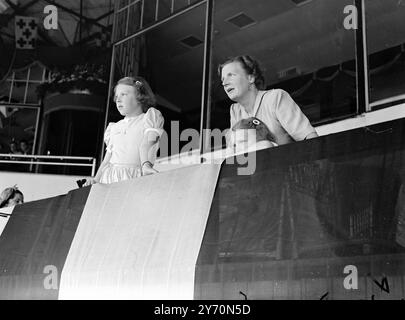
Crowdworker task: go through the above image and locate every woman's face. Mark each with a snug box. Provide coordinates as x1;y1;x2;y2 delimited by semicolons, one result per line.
114;84;142;117
221;61;254;102
6;193;24;207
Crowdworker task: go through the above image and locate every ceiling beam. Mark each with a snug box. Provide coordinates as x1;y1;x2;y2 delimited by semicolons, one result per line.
57;20;72;46
42;0;109;31
95;9;114;22
3;0;41;25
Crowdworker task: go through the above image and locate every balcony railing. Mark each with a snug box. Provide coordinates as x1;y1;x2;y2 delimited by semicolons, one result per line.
0;154;97;176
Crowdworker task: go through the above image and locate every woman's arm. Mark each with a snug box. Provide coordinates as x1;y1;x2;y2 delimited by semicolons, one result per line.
84;151;112;186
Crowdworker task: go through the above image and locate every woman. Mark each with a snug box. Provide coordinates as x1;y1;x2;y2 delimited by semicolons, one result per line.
219;55;318;146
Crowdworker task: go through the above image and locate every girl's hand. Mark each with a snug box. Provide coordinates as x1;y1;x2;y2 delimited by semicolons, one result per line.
141;161;159;176
83;178;98;186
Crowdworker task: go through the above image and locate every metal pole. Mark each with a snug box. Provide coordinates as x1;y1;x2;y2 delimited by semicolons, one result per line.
361;0;370;112
101;0;119;162
198;0;213;159
91;157;97;176
354;0;370;114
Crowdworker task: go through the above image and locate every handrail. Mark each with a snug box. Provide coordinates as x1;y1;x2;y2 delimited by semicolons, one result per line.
0;154;95;161
0;154;97;176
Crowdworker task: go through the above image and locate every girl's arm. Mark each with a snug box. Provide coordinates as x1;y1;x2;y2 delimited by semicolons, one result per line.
84;151;112;186
139;131;160;176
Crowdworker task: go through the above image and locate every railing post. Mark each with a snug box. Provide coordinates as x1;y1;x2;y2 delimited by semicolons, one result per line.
91;158;97;177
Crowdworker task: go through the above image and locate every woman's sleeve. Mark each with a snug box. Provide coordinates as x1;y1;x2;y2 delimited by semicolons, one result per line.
274;89;317;141
104;122;115;153
144;107;164;137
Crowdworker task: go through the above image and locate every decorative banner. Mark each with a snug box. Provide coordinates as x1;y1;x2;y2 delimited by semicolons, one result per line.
15;16;38;49
59;164;222;300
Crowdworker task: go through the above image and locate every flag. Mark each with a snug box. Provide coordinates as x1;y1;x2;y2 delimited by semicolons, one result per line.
0;164;222;299
15;16;38;49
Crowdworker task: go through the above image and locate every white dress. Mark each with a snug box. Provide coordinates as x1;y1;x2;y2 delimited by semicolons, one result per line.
99;107;164;184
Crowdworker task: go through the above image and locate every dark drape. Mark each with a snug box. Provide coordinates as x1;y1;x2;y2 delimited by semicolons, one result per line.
195;118;405;299
0;187;90;299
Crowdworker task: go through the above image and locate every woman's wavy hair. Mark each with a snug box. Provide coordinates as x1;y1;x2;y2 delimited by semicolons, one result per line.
114;76;156;112
218;55;266;90
0;185;24;208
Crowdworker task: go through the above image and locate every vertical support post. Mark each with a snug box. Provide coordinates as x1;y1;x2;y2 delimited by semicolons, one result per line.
198;0;213;159
155;0;159;21
91;157;97;176
354;0;370;113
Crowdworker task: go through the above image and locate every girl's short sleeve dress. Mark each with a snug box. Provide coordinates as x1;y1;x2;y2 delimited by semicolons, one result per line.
99;107;164;184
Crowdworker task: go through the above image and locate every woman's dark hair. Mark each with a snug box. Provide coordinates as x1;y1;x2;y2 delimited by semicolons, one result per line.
114;76;156;112
232;117;275;143
218;55;266;90
0;186;24;208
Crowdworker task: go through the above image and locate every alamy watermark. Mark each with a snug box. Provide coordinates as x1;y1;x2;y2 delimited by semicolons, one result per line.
151;121;258;176
43;5;58;30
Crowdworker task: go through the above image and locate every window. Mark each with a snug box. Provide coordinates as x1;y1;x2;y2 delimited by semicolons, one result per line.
366;0;405;110
208;0;358;150
107;1;207;158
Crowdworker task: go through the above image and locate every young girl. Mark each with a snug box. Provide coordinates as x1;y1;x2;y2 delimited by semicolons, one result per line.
85;76;164;185
0;186;24;208
230;117;278;154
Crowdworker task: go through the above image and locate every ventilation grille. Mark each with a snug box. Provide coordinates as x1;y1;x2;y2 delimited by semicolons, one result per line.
226;12;256;29
179;35;203;48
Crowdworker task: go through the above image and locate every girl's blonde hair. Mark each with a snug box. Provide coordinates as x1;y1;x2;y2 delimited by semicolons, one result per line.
232;117;275;143
114;76;156;112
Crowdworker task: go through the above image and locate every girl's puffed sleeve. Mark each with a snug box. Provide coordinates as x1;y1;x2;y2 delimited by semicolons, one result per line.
104;122;115;153
144;107;164;137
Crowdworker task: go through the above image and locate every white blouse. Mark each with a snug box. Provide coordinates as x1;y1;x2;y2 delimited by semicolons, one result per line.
104;107;164;166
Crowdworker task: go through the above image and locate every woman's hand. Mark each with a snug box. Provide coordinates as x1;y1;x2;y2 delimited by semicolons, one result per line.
83;177;98;187
141;161;159;176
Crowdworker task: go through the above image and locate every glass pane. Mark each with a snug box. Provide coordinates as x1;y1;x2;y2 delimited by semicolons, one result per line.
0;82;12;102
108;3;206;158
157;0;173;20
209;0;357;150
9;81;27;104
173;0;191;12
366;0;405;109
25;83;40;104
29;64;45;82
143;0;158;27
118;0;129;10
13;69;28;81
114;9;128;40
128;1;141;34
0;105;38;171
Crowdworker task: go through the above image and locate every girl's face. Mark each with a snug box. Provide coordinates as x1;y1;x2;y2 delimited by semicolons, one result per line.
114;84;142;117
7;193;24;207
221;61;255;102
